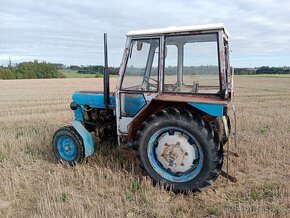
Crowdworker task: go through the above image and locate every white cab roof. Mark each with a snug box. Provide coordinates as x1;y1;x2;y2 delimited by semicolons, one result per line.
127;23;229;37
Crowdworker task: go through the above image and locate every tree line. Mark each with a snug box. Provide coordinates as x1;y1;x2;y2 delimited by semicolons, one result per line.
0;60;63;79
1;60;289;80
75;65;290;76
68;65;119;75
235;66;290;75
0;61;120;80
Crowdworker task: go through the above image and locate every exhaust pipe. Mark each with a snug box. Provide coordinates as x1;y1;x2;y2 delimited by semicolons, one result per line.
103;33;110;109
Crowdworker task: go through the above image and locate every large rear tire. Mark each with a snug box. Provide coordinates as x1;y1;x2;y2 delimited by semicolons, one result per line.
137;107;223;192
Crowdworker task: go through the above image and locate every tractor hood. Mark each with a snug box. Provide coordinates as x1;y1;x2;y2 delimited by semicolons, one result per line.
72;91;116;109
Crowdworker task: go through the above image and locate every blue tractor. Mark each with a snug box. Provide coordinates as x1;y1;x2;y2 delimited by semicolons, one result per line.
53;23;234;192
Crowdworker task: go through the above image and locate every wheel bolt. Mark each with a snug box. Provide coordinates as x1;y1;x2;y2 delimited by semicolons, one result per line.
181;163;184;166
184;152;188;156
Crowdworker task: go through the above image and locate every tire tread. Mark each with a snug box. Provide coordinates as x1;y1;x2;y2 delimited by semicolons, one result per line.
136;107;223;192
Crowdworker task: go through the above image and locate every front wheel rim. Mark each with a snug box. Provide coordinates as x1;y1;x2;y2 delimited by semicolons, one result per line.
147;127;204;183
56;135;77;161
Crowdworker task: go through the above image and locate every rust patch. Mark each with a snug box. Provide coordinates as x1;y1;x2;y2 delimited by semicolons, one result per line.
127;100;164;139
202;114;216;122
219;49;226;89
220;170;238;183
156;94;228;105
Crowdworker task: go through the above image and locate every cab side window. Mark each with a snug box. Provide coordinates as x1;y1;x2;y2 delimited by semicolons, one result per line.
121;38;159;92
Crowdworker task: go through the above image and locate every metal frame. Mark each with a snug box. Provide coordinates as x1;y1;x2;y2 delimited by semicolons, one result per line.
116;36;161;135
119;37;161;93
162;32;223;96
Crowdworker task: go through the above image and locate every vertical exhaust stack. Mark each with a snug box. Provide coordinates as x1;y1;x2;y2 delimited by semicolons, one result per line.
103;33;110;109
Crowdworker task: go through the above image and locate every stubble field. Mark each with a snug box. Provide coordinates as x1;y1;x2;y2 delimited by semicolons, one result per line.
0;75;289;217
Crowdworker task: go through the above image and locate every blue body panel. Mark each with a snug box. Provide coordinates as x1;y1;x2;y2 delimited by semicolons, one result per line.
74;107;84;121
122;93;146;116
72;91;116;121
73;91;116;108
187;102;224;116
72;121;94;157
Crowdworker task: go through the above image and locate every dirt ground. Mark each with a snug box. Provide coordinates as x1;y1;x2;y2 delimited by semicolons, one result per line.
0;76;289;217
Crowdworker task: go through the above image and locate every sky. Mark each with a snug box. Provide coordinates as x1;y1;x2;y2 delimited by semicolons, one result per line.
0;0;289;68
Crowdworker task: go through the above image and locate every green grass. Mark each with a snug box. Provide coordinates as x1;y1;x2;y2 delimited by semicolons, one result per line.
61;192;68;202
59;69;97;78
126;193;133;202
130;180;142;192
207;207;222;217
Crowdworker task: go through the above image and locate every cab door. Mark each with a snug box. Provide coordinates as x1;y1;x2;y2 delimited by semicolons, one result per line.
116;37;160;135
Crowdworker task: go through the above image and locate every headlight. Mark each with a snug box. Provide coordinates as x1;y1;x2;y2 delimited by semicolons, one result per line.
70;102;78;110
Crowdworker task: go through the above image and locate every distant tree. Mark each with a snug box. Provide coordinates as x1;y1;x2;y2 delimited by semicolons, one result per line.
108;67;119;75
71;65;119;75
69;65;82;71
0;60;63;79
0;68;16;79
51;63;65;70
234;68;256;75
256;66;288;74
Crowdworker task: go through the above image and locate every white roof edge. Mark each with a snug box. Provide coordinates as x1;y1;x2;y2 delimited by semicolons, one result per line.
127;23;229;37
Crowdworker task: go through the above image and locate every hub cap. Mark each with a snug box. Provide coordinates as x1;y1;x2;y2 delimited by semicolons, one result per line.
148;127;203;182
57;136;77;161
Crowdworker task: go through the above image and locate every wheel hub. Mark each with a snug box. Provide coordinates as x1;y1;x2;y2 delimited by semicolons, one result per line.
57;136;77;161
155;131;196;174
64;144;71;151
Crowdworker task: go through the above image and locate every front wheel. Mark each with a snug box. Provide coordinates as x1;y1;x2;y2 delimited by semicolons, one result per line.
137;108;223;192
52;126;85;165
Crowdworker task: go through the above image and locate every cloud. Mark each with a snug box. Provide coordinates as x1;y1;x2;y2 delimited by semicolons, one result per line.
0;0;289;67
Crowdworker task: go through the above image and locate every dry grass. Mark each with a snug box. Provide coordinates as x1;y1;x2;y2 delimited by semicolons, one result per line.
0;76;289;217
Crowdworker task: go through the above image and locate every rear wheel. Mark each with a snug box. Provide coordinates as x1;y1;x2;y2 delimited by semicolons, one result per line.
137;108;223;192
52;126;85;165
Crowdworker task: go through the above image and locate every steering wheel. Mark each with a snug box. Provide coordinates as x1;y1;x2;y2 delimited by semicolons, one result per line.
173;85;181;92
143;76;158;90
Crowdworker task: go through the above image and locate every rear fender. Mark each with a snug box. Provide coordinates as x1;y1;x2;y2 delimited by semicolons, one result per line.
71;121;94;157
127;99;226;140
186;102;224;116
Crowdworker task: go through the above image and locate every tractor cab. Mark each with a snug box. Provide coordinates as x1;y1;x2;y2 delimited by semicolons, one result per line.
53;24;234;193
121;26;231;95
117;23;232;136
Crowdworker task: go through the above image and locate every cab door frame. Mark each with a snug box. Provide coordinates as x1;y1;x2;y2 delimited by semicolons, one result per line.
116;35;162;137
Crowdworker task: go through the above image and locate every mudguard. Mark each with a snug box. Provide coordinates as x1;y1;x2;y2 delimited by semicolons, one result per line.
71;121;94;157
187;102;224;116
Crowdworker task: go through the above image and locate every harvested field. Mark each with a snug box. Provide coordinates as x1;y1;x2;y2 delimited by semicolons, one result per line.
0;76;289;217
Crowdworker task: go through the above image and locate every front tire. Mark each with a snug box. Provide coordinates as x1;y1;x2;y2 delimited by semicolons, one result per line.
52;126;85;165
137;108;223;192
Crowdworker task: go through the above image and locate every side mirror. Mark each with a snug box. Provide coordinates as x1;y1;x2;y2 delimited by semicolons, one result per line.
137;42;143;51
